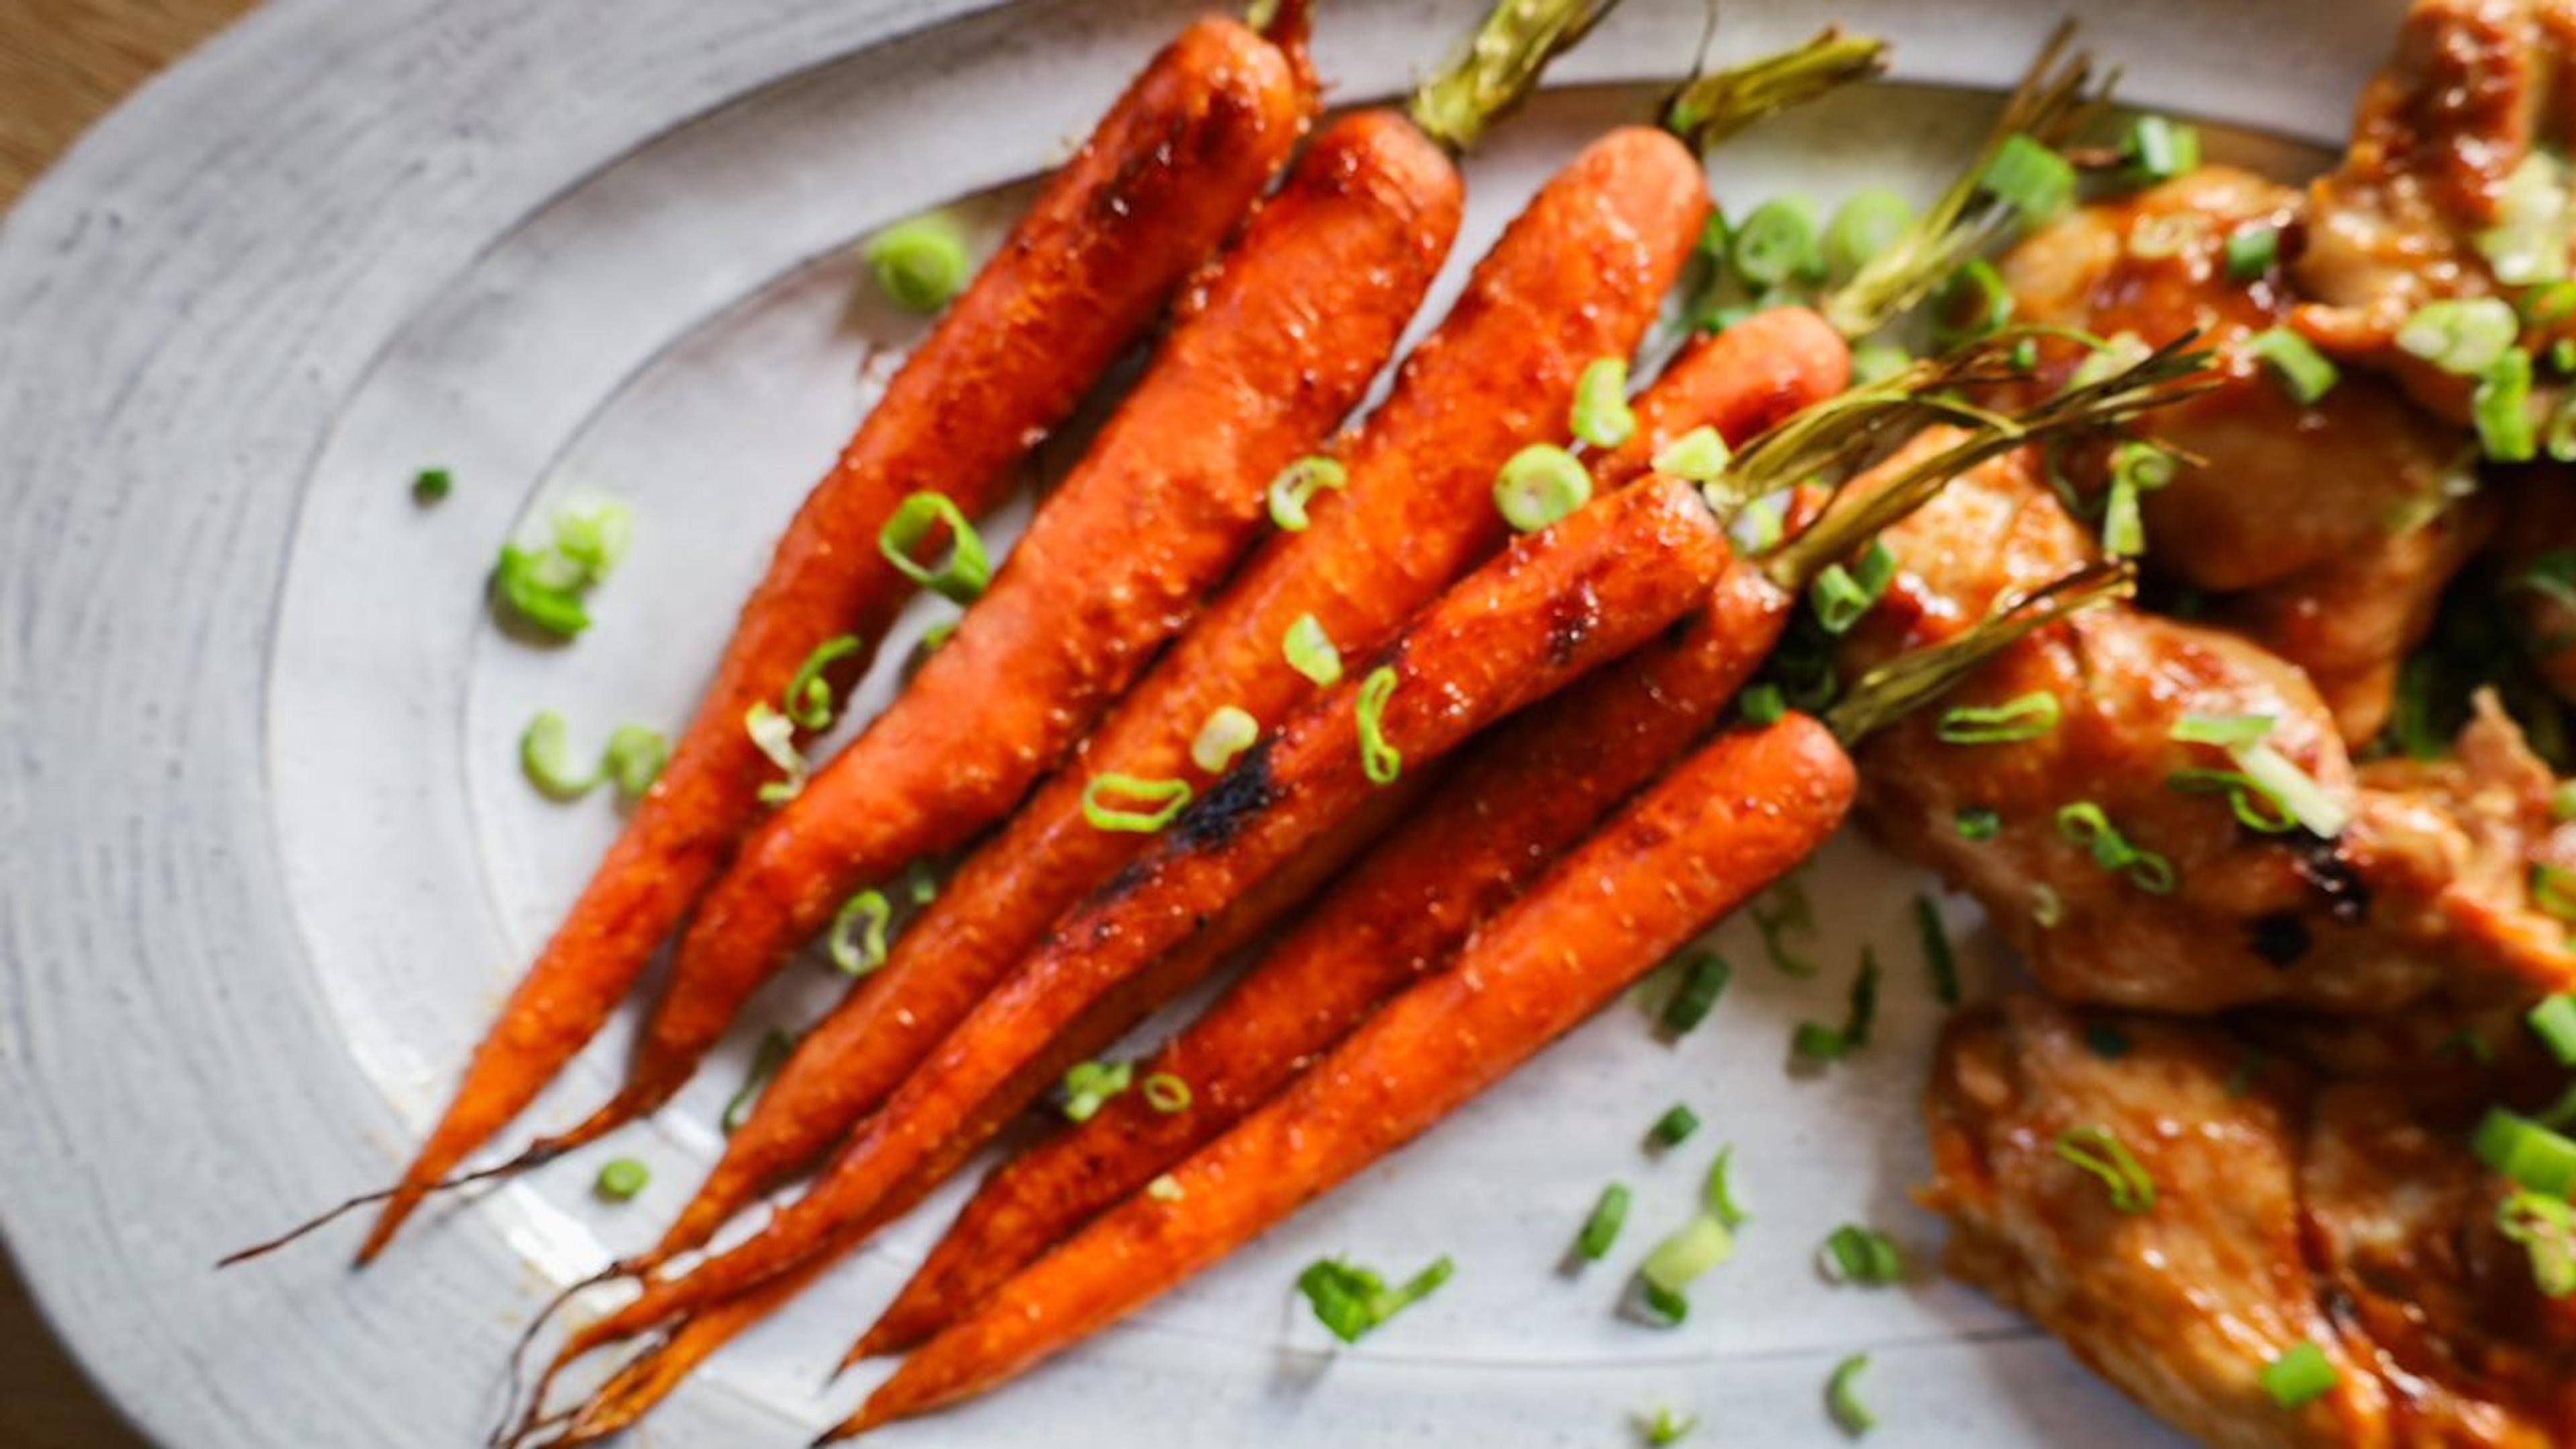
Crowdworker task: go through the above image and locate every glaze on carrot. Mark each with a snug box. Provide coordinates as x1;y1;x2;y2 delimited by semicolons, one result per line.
356;14;1316;1260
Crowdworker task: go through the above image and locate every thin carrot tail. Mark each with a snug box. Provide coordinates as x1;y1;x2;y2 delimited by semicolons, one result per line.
1661;26;1892;151
1824;560;2134;744
214;1139;567;1269
1407;0;1620;153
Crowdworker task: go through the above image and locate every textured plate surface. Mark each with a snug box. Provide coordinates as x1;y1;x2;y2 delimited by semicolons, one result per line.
0;0;2398;1444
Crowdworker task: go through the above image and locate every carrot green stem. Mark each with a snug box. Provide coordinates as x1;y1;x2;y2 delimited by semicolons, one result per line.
1409;0;1621;154
1662;28;1892;152
1824;561;2134;744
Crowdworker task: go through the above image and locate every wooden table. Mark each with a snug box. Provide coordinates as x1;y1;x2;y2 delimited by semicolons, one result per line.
4;7;258;1439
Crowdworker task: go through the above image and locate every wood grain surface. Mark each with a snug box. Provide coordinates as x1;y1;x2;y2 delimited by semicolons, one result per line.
3;3;252;1441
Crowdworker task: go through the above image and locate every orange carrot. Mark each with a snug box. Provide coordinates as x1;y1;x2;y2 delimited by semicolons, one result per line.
557;473;1729;1358
505;103;1464;1170
643;125;1709;1267
837;714;1858;1436
354;15;1315;1260
853;309;1852;1353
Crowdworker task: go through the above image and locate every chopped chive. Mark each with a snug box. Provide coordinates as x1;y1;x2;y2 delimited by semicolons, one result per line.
1648;1104;1702;1149
2475;348;2538;462
744;701;808;806
1642;1407;1699;1446
2542;1081;2576;1129
1493;443;1593;533
1931;258;2013;348
1572;357;1638;449
2496;1190;2576;1298
551;502;633;578
1356;666;1402;786
2396;297;2521;376
1267;455;1348;533
520;711;602;802
1283;612;1344;687
1060;1059;1134;1123
1141;1071;1193;1114
722;1029;796;1134
2259;1343;2340;1411
1576;1182;1633;1260
1982;132;2075;221
411;467;453;503
1791;1021;1850;1061
1824;188;1917;280
1080;773;1192;833
1704;1145;1751;1228
2243;327;2339;405
492;545;593;639
2224;225;2281;282
2535;863;2576;920
784;634;866;731
2055;802;2178;894
1795;951;1883;1061
1640;1215;1735;1299
1730;197;1826;288
1740;683;1788;727
2171;712;2277;747
879;491;991;605
1751;877;1819;977
2055;1125;2157;1214
1191;704;1260;775
1660;953;1733;1036
1640;1279;1690;1324
2530;994;2576;1066
1913;894;1960;1005
1145;1173;1185;1203
865;213;970;313
1652;425;1731;484
828;889;892;976
906;861;939;905
2120;115;2200;185
1955;807;2002;841
592;1157;650;1202
2475;1107;2576;1196
1295;1255;1453;1344
1935;691;2061;745
1818;1224;1906;1285
1809;539;1899;635
602;724;668;804
1825;1354;1877;1436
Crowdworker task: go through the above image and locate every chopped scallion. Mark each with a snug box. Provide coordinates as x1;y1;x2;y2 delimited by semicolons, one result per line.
2259;1343;2341;1411
1356;665;1402;786
1642;1407;1699;1446
1576;1182;1632;1260
2530;994;2576;1066
1982;132;2075;222
1145;1173;1185;1203
1660;953;1733;1036
1080;773;1192;833
1648;1103;1702;1149
412;467;453;503
1931;259;2013;348
1751;877;1818;977
2171;712;2276;747
1295;1255;1453;1344
1060;1059;1133;1123
828;890;892;976
1731;197;1825;288
865;214;971;313
1493;443;1593;534
1825;1354;1877;1436
2397;296;2520;376
2243;327;2339;405
1640;1214;1735;1297
2475;348;2538;462
1824;188;1916;280
1935;692;2060;745
1267;455;1348;533
521;710;601;802
602;724;668;804
1740;682;1788;726
1705;1145;1750;1228
1955;807;2002;841
2224;225;2281;283
593;1157;650;1202
2498;1190;2576;1298
1913;893;1960;1006
1283;612;1344;687
1572;357;1638;449
2475;1107;2576;1196
1652;425;1731;484
1810;540;1898;635
722;1029;795;1134
2121;115;2200;185
1191;704;1260;775
879;491;991;605
785;634;865;731
2055;1125;2156;1213
1850;340;1913;386
1142;1071;1193;1114
1818;1224;1905;1286
744;701;808;806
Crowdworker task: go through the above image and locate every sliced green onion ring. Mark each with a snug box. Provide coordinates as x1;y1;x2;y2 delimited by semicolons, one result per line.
1652;425;1731;484
828;889;893;977
1935;692;2061;745
1267;455;1348;533
1356;666;1402;786
521;710;602;801
594;1157;650;1202
1825;1354;1877;1436
2055;1124;2157;1213
1982;132;2075;221
1824;187;1916;280
1191;704;1261;775
1142;1071;1193;1114
878;491;991;605
1704;1144;1751;1228
1060;1059;1134;1123
1818;1224;1906;1285
1913;894;1961;1005
2225;225;2281;282
1080;773;1193;833
2528;994;2576;1067
2396;297;2521;376
865;213;971;313
1648;1103;1701;1149
1576;1182;1632;1260
2244;327;2339;405
1572;357;1638;449
744;701;808;806
1283;612;1344;688
2497;1190;2576;1299
786;634;866;731
2259;1343;2341;1411
2475;348;2539;462
1640;1214;1735;1297
2478;1106;2576;1196
1493;443;1593;534
1730;197;1825;288
1660;953;1733;1036
2122;115;2200;184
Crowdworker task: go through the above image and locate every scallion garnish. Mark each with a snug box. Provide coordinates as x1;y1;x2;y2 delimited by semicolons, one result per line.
2120;115;2200;185
2498;1190;2576;1299
1740;683;1788;726
1080;773;1192;833
1283;612;1344;687
1267;455;1348;533
1356;666;1402;786
600;724;668;804
2476;1107;2576;1196
1751;877;1819;977
2101;441;2177;559
744;701;808;805
721;1028;796;1134
1191;704;1260;775
2396;296;2520;375
1142;1071;1192;1114
1935;691;2061;745
1059;1059;1134;1123
1660;953;1733;1036
1145;1173;1185;1203
2224;225;2280;283
1931;258;2013;348
2535;863;2576;921
2259;1343;2340;1411
1982;132;2075;221
1705;1145;1750;1228
1639;1215;1735;1309
879;491;991;605
1731;197;1826;288
828;889;892;976
1731;494;1784;554
2171;712;2275;747
784;635;865;731
494;505;631;640
2530;994;2576;1066
1794;951;1882;1062
865;213;971;313
1295;1254;1453;1344
2475;348;2538;462
1825;1354;1877;1436
1824;189;1917;280
593;1157;650;1202
1576;1182;1632;1260
1809;539;1899;635
521;711;601;802
1493;443;1594;534
1642;1407;1699;1446
1652;425;1731;484
1572;357;1638;449
412;468;453;503
1913;894;1961;1005
2055;802;2177;894
2477;152;2573;285
2054;1124;2155;1212
1817;1224;1905;1285
1648;1103;1702;1150
1955;807;2002;841
2243;327;2339;405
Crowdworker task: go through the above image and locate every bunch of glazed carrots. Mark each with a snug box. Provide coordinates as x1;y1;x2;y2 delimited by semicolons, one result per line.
227;3;2220;1440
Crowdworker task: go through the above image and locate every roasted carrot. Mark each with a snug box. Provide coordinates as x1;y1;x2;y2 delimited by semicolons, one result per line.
554;474;1728;1360
849;327;2215;1354
351;14;1316;1261
643;123;1709;1267
853;308;1853;1353
841;716;1855;1435
502;103;1466;1174
830;560;2144;1438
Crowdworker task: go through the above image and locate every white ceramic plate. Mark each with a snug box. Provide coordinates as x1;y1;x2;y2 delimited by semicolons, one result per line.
0;1;2401;1444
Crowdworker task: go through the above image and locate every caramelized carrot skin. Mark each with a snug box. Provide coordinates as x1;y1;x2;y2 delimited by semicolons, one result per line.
859;311;1851;1352
653;127;1713;1262
364;17;1311;1260
574;108;1466;1138
850;716;1857;1430
577;474;1731;1346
